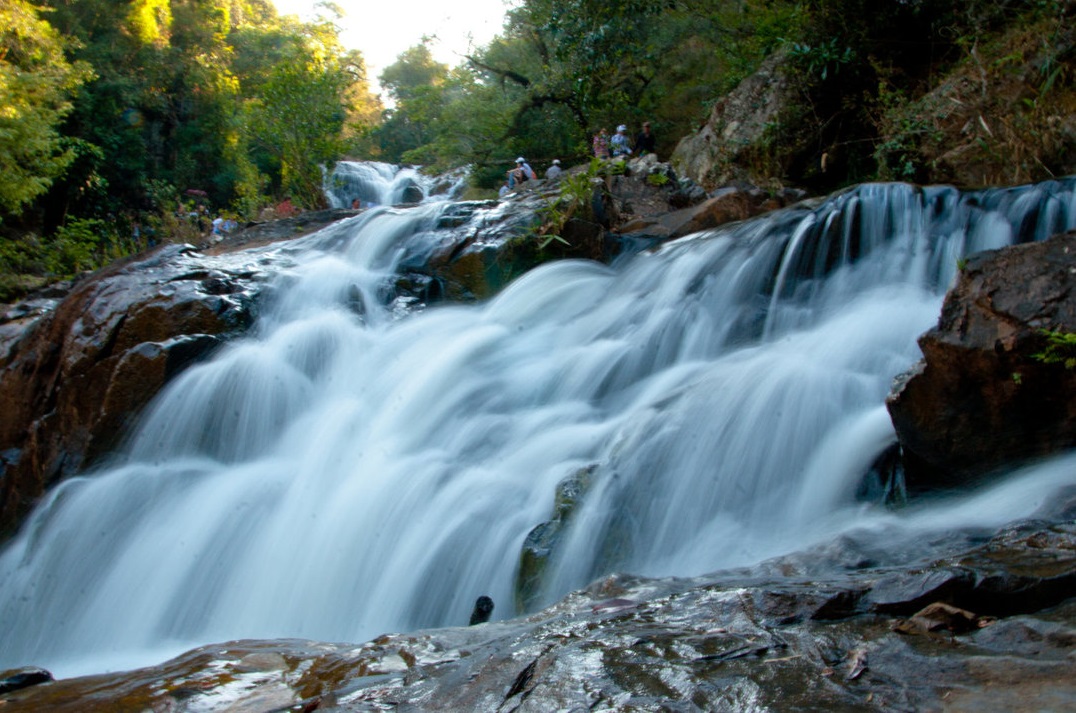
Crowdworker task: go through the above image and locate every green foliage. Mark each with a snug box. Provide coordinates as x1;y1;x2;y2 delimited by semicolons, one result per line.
0;0;92;221
1032;329;1076;369
785;39;854;81
46;217;108;275
372;45;449;163
0;0;384;296
1;0;1069;291
533;158;606;245
362;0;801;184
245;32;358;207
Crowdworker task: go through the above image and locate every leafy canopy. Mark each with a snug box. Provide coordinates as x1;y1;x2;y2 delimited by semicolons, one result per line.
0;0;91;220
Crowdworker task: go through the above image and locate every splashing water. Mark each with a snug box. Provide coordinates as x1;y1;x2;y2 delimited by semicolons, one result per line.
2;177;1075;678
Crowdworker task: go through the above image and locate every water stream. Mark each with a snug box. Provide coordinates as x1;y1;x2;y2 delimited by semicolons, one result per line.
2;171;1075;678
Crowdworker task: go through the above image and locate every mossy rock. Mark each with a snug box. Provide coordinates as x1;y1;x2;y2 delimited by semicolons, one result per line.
516;464;596;612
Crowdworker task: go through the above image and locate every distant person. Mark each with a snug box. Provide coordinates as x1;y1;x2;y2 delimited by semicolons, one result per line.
545;159;563;180
610;125;632;157
593;128;610;159
507;165;525;189
351;198;361;209
517;157;536;180
499;180;510;198
276;198;296;217
508;157;535;188
634;121;656;156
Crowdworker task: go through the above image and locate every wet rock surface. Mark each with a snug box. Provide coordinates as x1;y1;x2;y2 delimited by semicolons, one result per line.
1;518;1072;712
887;232;1076;490
0;243;287;536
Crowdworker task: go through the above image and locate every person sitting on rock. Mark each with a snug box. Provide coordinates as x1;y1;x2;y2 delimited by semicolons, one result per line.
634;121;656;157
517;157;536;180
546;159;563;180
611;125;633;158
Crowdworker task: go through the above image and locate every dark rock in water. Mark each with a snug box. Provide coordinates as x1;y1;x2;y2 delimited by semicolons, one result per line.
399;184;424;205
516;465;595;612
0;667;53;694
469;595;494;625
887;231;1076;490
866;568;976;615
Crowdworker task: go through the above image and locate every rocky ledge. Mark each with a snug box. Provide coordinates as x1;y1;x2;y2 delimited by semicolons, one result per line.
2;513;1073;711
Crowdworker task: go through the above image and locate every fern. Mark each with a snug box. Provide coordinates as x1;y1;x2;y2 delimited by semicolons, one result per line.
1032;329;1076;369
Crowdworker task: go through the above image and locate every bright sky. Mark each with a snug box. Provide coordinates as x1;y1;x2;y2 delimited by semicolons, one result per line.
272;0;514;95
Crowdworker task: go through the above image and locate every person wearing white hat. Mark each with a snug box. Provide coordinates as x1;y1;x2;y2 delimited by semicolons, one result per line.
545;159;563;180
611;125;632;157
516;156;536;180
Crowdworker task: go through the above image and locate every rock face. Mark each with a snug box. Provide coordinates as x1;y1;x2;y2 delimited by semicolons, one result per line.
3;517;1073;712
670;51;798;191
886;232;1076;490
0;245;266;537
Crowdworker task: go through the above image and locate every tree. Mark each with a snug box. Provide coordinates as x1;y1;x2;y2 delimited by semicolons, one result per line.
0;0;91;221
243;13;373;207
371;42;451;163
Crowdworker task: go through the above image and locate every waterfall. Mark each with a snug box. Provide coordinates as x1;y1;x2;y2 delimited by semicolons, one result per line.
323;161;468;208
1;176;1075;678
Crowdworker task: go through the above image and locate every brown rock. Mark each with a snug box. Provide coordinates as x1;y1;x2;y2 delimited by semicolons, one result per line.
0;246;261;537
886;232;1076;490
660;188;752;238
892;602;983;636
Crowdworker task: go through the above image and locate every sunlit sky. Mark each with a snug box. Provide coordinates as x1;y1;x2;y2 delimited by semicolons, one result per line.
272;0;514;95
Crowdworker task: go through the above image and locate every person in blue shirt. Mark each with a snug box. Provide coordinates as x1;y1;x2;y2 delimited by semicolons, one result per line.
611;125;633;157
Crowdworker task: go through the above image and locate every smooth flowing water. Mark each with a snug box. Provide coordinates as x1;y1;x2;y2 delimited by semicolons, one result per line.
2;173;1075;678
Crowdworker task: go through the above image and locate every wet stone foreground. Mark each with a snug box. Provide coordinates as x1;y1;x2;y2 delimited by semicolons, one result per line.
2;516;1074;712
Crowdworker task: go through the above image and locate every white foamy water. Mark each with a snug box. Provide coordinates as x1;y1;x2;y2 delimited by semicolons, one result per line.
2;174;1075;678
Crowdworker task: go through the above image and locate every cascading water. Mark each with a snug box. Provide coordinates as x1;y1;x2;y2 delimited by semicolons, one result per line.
2;174;1075;679
324;160;468;208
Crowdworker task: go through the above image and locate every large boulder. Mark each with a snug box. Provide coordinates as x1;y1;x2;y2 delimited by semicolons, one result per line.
886;232;1076;490
670;51;798;191
0;209;365;538
0;245;266;537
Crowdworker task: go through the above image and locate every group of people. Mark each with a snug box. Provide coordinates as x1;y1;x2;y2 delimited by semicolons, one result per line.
500;155;563;196
498;121;655;197
593;122;655;159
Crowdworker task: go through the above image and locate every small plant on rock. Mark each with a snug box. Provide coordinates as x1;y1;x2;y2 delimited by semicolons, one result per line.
1032;329;1076;369
534;160;605;249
